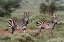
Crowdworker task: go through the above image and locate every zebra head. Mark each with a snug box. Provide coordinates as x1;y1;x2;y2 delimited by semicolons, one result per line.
51;15;58;24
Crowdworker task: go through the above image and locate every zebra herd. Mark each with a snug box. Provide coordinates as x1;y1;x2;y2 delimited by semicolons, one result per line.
8;12;58;37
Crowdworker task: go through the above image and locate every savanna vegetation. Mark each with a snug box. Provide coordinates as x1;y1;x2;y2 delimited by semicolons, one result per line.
0;0;22;17
0;0;64;42
40;2;57;16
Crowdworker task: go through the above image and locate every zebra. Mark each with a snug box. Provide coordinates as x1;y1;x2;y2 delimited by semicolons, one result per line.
23;12;29;26
36;15;58;37
8;12;29;34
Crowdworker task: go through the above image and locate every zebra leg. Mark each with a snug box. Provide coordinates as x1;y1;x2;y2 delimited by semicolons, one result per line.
38;28;43;38
10;27;15;34
50;29;54;38
26;21;28;24
20;28;23;33
23;28;26;33
23;26;27;33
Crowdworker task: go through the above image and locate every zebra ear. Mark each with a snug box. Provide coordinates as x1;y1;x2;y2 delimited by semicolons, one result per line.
24;12;27;16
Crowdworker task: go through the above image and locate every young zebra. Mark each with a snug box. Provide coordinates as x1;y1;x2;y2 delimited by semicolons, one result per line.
8;12;29;34
36;15;58;37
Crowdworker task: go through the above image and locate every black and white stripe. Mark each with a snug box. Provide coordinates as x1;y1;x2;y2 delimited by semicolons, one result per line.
8;18;14;28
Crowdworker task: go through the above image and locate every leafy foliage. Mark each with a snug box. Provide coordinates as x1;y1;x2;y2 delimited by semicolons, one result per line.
0;0;22;17
49;2;57;15
40;2;57;15
45;0;49;2
11;33;36;42
0;34;11;40
40;3;47;14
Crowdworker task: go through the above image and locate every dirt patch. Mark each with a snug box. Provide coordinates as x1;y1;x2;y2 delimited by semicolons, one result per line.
0;28;10;34
0;28;30;34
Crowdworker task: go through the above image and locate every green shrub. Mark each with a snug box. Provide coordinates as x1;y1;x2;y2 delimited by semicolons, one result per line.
0;11;4;17
28;31;38;37
0;34;11;40
11;33;36;42
0;0;22;17
4;11;11;17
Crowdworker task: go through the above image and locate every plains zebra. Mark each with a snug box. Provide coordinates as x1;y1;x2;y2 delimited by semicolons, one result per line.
8;12;29;34
36;15;58;37
23;12;29;26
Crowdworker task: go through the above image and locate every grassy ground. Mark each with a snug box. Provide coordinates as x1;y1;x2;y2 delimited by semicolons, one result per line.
0;0;64;42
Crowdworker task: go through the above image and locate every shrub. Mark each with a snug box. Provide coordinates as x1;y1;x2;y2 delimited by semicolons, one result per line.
4;11;11;17
0;34;11;40
0;0;22;17
40;2;57;15
29;32;38;37
11;33;36;42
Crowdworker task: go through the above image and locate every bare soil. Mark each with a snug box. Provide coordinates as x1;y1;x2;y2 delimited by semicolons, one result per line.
0;28;29;34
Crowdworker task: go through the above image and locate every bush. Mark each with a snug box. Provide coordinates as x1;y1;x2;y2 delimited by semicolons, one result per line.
40;2;57;15
4;11;11;17
0;34;11;40
11;33;36;42
40;3;47;14
0;0;22;17
29;32;38;37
